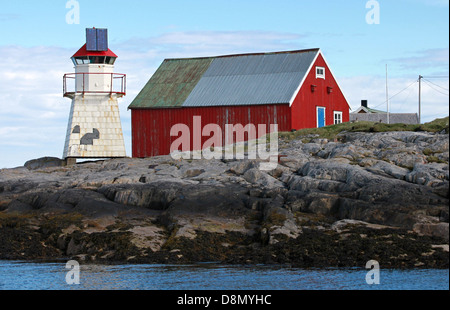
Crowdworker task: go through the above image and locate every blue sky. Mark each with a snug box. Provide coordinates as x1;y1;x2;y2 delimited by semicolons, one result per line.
0;0;449;168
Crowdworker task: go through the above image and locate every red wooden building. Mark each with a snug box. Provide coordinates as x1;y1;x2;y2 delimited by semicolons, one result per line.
128;48;350;158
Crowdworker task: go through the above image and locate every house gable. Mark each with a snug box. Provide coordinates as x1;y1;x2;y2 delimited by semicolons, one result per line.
289;51;350;130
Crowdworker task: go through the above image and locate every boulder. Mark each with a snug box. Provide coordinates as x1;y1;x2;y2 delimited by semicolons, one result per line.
243;168;285;189
24;157;66;170
229;160;258;175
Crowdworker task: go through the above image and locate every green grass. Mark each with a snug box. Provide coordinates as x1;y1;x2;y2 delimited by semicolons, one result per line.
279;116;449;142
427;156;446;164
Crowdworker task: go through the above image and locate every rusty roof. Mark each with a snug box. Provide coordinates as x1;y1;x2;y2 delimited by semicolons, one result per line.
129;57;213;109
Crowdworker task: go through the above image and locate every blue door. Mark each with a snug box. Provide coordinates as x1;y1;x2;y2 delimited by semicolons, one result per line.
317;107;325;128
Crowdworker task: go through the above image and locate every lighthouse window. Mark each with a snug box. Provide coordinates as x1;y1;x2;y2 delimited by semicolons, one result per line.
72;56;116;65
88;56;106;64
73;57;90;65
105;57;116;65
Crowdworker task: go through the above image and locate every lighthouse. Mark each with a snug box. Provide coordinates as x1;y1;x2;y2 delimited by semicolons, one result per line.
63;28;126;161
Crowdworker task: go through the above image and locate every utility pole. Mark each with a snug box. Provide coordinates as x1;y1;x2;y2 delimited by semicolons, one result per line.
418;75;423;124
386;64;390;124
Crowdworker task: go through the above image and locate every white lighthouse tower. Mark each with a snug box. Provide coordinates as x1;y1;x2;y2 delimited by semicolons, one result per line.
63;28;126;161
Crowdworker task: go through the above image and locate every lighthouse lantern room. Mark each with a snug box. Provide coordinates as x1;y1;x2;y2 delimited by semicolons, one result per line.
63;28;127;160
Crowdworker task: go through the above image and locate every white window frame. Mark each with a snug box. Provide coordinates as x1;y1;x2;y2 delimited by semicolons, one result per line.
316;66;325;79
334;111;343;125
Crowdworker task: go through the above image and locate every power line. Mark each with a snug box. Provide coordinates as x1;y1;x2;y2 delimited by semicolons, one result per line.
396;81;417;111
422;79;450;96
372;80;418;109
423;78;449;92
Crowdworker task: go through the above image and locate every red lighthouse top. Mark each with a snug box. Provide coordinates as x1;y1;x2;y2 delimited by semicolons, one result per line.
71;28;118;65
72;44;118;58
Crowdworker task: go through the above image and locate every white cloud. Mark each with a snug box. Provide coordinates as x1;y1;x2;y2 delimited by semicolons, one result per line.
0;45;74;167
120;31;305;57
387;48;449;73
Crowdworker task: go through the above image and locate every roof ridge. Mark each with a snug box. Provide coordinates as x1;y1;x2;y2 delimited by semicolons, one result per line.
164;48;320;61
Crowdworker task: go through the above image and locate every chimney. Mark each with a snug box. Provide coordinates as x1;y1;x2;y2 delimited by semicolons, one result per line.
361;100;368;108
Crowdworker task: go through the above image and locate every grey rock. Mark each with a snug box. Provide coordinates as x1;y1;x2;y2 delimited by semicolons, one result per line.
413;223;449;241
243;168;284;189
406;163;449;186
305;192;340;216
5;200;33;213
366;160;410;180
300;161;350;183
376;148;427;169
24;157;66;170
229;160;258;175
184;169;205;178
331;219;371;232
263;205;301;244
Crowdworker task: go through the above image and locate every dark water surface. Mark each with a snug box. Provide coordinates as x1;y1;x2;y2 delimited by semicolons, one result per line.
0;261;448;290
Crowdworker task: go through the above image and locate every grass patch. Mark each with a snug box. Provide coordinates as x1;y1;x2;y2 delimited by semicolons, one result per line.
423;148;434;156
39;213;84;234
0;212;33;229
427;156;447;164
279;116;449;142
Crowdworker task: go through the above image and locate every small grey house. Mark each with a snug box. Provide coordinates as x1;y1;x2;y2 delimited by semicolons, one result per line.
350;100;419;124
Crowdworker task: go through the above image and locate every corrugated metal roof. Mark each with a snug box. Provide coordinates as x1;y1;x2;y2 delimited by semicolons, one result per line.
182;72;304;107
128;57;213;109
128;49;319;109
183;51;318;107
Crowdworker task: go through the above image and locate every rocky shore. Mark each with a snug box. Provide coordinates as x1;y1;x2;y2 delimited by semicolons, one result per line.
0;121;448;268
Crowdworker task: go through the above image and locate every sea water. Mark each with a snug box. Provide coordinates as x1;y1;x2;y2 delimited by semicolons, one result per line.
0;261;448;290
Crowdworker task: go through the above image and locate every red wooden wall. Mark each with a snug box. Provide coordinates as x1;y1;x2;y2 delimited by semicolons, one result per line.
131;104;291;158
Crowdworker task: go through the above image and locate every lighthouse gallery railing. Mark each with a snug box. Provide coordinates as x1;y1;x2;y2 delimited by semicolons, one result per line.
63;73;126;98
